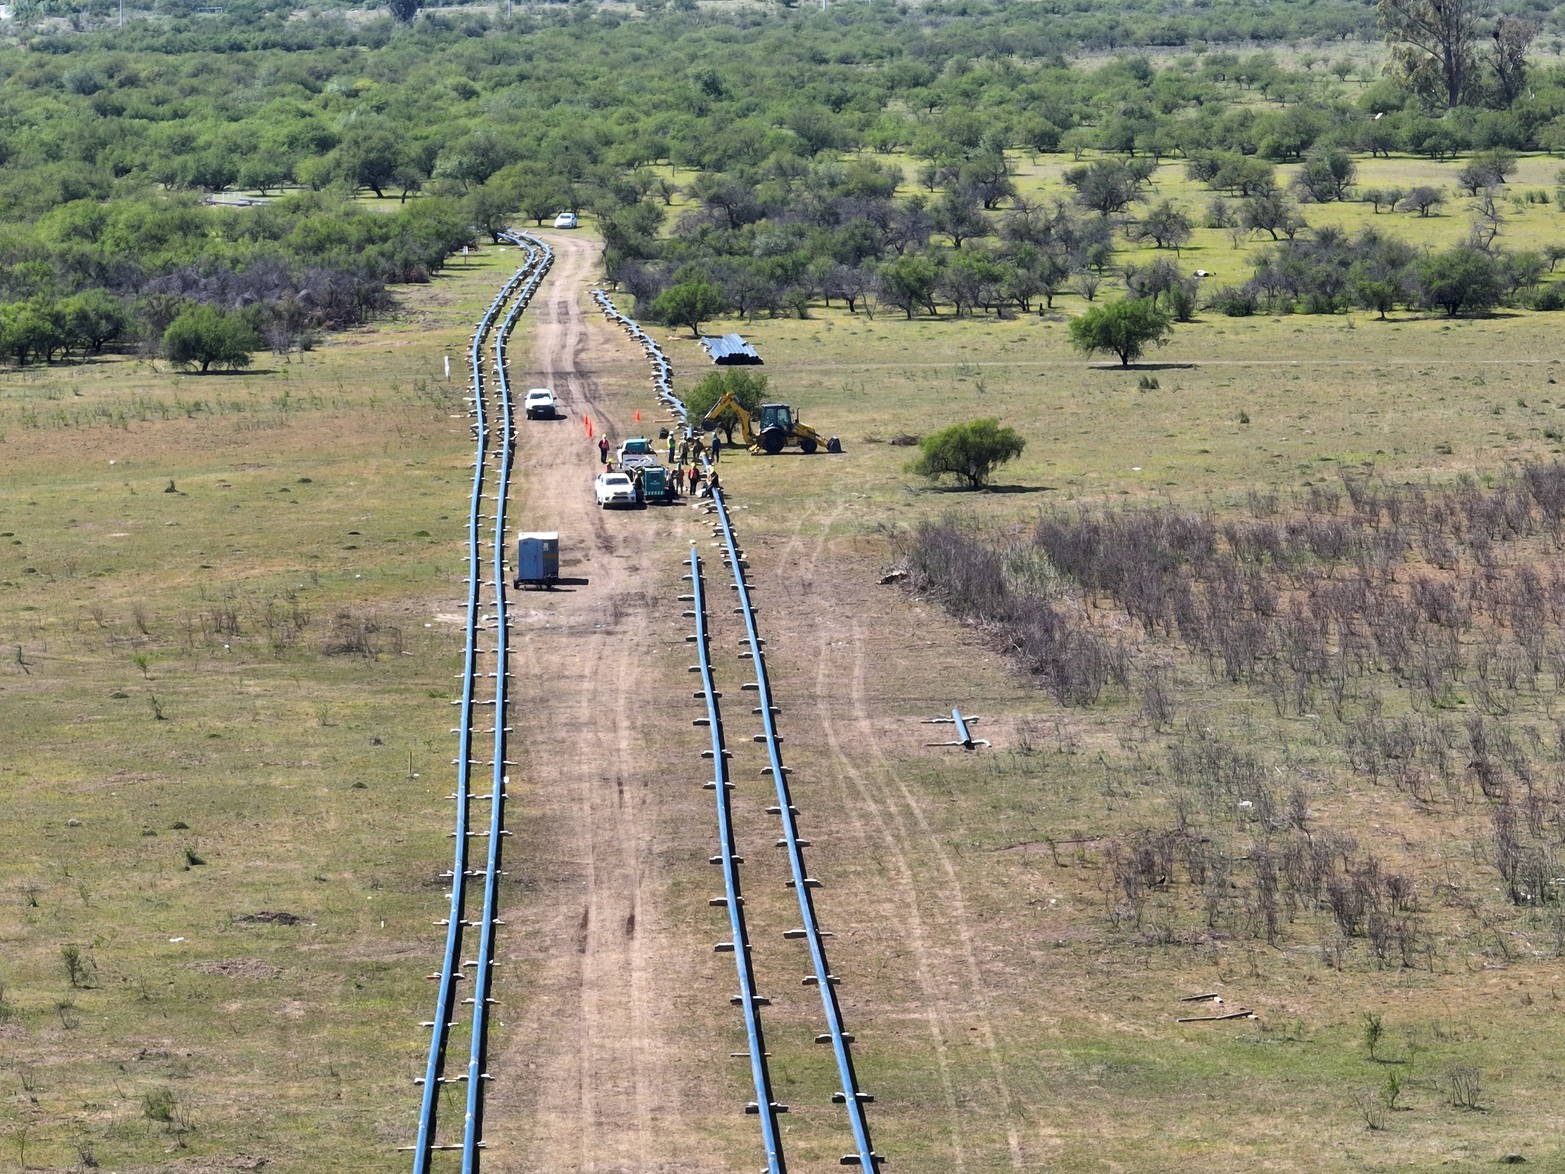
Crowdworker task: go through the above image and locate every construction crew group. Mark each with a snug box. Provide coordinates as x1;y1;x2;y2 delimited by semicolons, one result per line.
595;429;722;500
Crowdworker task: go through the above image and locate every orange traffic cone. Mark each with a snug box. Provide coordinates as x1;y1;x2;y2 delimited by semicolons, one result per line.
635;409;641;422
586;416;593;438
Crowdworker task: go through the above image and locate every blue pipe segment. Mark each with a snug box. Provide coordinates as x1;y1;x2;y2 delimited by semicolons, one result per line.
707;488;882;1171
589;289;880;1171
690;549;788;1174
411;232;550;1174
461;234;552;1170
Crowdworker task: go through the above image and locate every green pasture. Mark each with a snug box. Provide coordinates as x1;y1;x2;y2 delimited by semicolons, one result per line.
678;293;1565;533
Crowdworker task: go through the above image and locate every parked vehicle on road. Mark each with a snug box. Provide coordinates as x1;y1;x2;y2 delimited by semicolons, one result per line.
524;388;558;419
513;532;560;589
616;438;658;469
639;464;676;503
594;471;639;509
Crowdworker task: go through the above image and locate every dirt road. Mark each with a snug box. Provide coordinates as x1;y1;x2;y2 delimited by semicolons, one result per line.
479;234;736;1171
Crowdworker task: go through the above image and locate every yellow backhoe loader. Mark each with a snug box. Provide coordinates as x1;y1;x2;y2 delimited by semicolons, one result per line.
699;390;833;454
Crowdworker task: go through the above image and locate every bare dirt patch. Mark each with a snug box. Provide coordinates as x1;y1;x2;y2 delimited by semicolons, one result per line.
184;959;283;979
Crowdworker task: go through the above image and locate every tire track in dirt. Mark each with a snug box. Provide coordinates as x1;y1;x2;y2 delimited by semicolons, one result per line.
779;500;966;1171
844;618;1026;1169
812;640;969;1174
782;498;1023;1170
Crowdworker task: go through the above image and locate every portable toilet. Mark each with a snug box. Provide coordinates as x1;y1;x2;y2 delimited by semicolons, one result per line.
514;532;560;588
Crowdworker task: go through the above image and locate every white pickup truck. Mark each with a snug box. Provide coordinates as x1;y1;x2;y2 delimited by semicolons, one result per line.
615;438;659;470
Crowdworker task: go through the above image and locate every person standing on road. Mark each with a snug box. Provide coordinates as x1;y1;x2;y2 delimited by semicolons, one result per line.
598;436;609;465
710;434;722;463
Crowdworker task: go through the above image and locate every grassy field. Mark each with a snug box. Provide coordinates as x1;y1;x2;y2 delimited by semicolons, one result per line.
8;167;1565;1169
0;247;525;1171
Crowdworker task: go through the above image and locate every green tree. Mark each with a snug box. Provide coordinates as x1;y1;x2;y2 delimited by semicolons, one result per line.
877;253;940;319
1379;0;1480;108
1398;185;1445;215
1135;200;1192;250
1068;298;1173;367
335;129;402;199
162;305;260;373
932;187;990;249
1492;16;1539;108
910;418;1027;489
1063;158;1144;215
1457;149;1516;196
685;369;768;443
652;280;723;337
388;0;420;22
465;181;519;245
1242;192;1308;240
1293;149;1357;203
1414;247;1502;316
0;300;64;366
60;290;127;355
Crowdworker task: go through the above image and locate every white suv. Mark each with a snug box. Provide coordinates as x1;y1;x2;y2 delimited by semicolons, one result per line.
524;388;557;419
552;211;578;229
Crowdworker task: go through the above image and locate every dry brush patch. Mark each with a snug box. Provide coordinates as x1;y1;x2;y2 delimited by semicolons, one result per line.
864;465;1565;1163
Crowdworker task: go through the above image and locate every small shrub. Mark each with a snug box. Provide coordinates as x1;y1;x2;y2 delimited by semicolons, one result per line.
1137;374;1160;391
1209;284;1257;317
1167;280;1198;322
1362;1011;1383;1060
1382;1069;1403;1110
909;419;1026;489
1354;1088;1386;1130
142;1087;176;1123
1446;1065;1483;1109
1530;284;1565;312
61;944;93;989
183;846;206;868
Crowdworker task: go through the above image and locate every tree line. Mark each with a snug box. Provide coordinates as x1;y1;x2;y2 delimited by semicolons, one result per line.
0;192;469;367
0;0;1560;365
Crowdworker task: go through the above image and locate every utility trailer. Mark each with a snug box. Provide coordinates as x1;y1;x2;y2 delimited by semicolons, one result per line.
639;464;678;504
513;532;560;589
